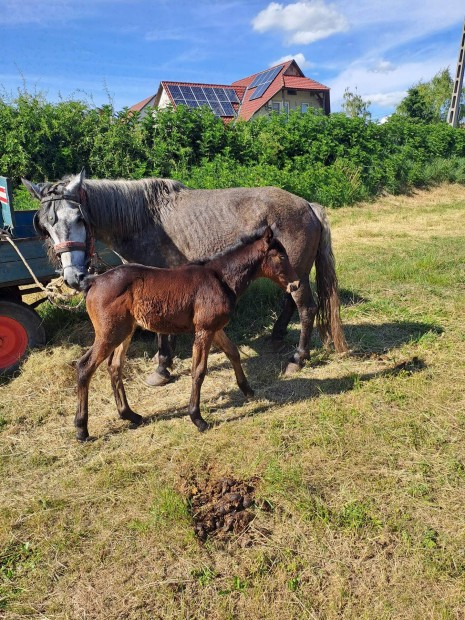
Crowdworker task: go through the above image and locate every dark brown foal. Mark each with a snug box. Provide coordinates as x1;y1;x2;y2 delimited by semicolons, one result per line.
75;226;300;441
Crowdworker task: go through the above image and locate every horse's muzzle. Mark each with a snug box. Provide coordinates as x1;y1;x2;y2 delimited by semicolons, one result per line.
63;266;87;291
286;280;300;294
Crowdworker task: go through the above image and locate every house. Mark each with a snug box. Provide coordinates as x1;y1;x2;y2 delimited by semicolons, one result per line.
130;60;330;122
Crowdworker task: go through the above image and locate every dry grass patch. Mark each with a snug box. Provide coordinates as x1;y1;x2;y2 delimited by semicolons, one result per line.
1;183;465;619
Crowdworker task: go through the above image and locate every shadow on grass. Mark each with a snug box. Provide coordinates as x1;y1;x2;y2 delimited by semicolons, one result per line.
114;352;428;435
339;288;368;306
96;319;437;438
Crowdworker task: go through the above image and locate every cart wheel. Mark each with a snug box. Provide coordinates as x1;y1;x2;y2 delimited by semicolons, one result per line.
0;300;46;376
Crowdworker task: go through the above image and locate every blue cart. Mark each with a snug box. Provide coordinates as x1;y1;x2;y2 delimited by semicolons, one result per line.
0;176;120;376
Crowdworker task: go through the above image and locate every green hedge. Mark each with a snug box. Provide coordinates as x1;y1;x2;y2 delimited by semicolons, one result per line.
1;90;464;208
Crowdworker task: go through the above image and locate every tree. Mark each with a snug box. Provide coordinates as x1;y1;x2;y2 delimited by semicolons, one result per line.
341;87;371;121
396;68;455;123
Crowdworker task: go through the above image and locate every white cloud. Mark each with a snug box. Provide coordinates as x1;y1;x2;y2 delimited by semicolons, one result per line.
370;59;396;74
252;1;348;45
366;91;406;107
271;52;313;69
329;55;454;112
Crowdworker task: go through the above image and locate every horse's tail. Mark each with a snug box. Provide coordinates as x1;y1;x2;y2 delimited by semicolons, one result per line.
311;203;348;353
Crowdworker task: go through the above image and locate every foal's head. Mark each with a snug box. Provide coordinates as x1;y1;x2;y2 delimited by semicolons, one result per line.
255;227;300;294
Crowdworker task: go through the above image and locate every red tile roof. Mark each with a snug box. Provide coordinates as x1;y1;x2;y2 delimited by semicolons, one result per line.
232;61;288;121
130;60;330;120
130;94;155;112
283;76;329;91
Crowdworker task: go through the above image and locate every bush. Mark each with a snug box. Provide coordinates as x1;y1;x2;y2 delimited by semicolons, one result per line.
2;89;465;208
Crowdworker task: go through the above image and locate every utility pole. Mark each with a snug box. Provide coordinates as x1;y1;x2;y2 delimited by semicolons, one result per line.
447;18;465;127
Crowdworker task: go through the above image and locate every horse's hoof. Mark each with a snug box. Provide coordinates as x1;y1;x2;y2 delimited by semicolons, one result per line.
195;418;210;433
76;432;93;442
145;370;172;387
244;388;255;400
284;361;301;376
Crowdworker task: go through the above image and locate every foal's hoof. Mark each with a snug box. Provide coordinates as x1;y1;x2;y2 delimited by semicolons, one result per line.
284;361;301;376
145;370;172;387
122;411;144;427
76;430;92;442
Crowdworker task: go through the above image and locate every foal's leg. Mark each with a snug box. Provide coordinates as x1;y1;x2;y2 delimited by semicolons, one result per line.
286;278;317;374
76;340;117;441
188;330;214;433
271;293;296;349
107;332;144;427
146;333;175;387
213;329;254;398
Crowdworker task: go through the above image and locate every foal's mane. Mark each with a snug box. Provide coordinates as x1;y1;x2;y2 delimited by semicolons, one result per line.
82;177;186;235
189;226;270;266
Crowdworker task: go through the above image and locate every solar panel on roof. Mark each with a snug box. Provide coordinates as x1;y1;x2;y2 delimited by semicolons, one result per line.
221;102;235;116
165;83;238;117
250;83;269;100
169;85;182;97
225;89;239;102
248;65;282;100
195;88;208;101
201;89;214;102
249;66;281;89
179;86;194;98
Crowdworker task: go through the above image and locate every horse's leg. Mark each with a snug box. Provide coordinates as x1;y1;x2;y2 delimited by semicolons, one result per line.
107;332;144;427
76;340;116;441
285;278;317;375
213;329;254;398
188;330;214;433
271;293;296;349
146;333;175;387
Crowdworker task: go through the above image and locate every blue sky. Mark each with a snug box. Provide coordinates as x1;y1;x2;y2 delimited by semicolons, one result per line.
1;0;464;120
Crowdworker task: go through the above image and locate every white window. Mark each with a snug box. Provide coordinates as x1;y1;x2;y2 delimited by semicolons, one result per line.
270;101;289;114
301;103;310;113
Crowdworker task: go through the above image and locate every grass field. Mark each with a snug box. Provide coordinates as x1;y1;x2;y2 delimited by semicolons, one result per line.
1;184;465;619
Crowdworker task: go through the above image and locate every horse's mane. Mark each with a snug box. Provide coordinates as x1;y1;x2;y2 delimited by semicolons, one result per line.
81;177;186;235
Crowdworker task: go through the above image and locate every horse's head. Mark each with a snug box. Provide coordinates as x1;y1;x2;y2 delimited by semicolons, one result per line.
22;170;91;290
259;226;300;294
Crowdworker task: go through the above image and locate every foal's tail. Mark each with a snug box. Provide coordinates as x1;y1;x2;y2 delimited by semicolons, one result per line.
81;274;97;296
311;203;348;353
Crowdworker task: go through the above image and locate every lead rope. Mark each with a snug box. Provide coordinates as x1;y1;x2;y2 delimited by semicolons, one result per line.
0;230;86;312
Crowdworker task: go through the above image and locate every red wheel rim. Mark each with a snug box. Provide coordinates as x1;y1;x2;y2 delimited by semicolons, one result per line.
0;316;28;370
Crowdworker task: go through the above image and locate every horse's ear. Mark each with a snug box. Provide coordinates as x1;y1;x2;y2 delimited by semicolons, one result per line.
33;211;44;236
66;169;86;196
22;178;42;200
263;225;274;245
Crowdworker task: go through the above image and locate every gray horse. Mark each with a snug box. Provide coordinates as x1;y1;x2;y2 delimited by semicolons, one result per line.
23;170;347;382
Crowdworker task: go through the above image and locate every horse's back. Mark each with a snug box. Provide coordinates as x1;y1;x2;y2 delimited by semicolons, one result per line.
161;186;322;273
